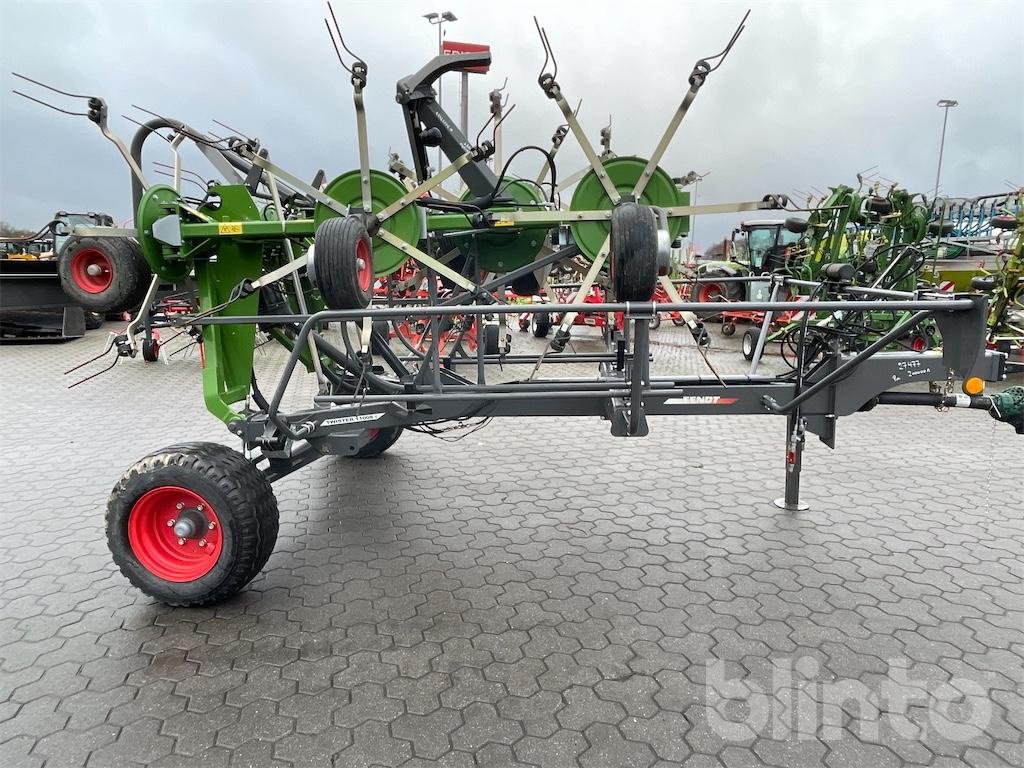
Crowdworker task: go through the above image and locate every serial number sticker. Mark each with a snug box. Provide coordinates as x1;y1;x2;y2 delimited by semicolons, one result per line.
320;413;384;427
218;222;243;235
493;220;515;227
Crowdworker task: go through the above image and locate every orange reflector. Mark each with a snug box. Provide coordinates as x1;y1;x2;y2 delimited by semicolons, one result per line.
962;377;985;396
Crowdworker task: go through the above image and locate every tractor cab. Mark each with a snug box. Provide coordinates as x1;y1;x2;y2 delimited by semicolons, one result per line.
738;219;802;275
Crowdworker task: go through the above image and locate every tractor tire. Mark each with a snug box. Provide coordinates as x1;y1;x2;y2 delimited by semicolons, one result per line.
314;216;374;309
483;323;500;355
741;327;760;361
106;442;279;606
510;272;540;298
141;339;160;362
991;215;1017;231
648;314;662;331
59;237;151;314
695;270;743;319
610;202;658;301
352;426;404;458
721;321;736;337
531;312;552;338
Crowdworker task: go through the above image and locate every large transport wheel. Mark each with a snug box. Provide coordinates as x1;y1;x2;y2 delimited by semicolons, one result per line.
314;216;374;310
59;237;152;313
610;202;658;301
352;426;404;458
106;442;279;607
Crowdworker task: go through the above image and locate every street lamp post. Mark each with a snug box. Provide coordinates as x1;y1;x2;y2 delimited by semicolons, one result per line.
423;11;457;174
674;170;710;257
932;99;958;206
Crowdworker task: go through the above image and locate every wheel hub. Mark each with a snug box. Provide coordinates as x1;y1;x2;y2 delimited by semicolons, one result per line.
128;487;223;582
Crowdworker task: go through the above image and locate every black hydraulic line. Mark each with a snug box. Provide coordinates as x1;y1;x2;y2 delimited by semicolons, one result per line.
762;310;933;415
876;392;993;409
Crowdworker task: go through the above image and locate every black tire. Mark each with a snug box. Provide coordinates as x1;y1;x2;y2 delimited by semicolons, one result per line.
866;197;893;215
141;339;160;362
648;314;662;331
58;237;151;313
531;312;551;338
314;216;374;309
610;202;658;301
510;272;540;297
352;426;404;458
721;322;736;337
741;327;760;361
84;311;104;330
483;323;500;355
106;442;279;606
696;270;743;319
928;221;955;236
784;217;808;234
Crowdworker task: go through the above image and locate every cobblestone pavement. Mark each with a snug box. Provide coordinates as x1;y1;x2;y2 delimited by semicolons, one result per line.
1;323;1022;768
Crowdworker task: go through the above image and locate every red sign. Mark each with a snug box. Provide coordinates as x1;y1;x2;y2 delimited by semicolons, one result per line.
441;40;490;74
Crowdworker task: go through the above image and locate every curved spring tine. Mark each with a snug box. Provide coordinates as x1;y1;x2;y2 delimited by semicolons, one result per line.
475;111;497;148
533;17;550;78
153;160;210;187
212;118;254;143
12;90;88;117
121;113;173;143
130;104;233;149
542;28;558;80
704;9;750;73
11;72;91;99
153;168;209;195
324;17;352;74
326;1;365;71
64;333;116;375
492;103;517;141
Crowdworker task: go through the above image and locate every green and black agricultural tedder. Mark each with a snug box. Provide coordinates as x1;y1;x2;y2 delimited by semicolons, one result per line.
16;7;1023;606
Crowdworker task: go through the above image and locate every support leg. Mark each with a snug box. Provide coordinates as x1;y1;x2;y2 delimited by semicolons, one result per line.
774;411;809;511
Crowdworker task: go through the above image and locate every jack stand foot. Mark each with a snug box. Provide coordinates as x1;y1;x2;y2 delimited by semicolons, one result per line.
773;497;809;511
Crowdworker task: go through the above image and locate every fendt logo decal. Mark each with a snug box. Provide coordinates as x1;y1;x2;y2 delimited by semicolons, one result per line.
664;396;739;406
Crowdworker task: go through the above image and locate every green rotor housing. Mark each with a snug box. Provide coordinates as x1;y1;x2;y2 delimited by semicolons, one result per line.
569;156;686;261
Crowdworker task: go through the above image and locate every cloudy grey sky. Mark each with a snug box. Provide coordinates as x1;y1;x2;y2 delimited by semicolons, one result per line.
1;0;1021;248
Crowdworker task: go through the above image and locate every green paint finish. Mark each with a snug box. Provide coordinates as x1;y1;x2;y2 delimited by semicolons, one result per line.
136;185;192;282
195;240;261;424
459;179;549;271
569;156;684;261
314;170;420;276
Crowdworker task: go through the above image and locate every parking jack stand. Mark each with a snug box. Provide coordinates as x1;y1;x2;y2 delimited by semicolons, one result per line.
774;412;809;511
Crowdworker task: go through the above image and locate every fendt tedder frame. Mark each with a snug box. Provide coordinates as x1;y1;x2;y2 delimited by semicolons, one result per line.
17;8;1023;606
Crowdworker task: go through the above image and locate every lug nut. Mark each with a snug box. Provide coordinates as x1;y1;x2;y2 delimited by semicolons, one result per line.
177;538;186;545
197;504;204;511
198;539;207;548
167;519;175;527
176;502;184;510
208;521;216;529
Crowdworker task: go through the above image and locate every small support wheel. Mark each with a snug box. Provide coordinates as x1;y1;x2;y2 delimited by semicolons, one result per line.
531;312;551;338
352;426;404;458
483;323;501;355
721;322;736;337
313;216;374;309
610;202;658;301
106;442;279;606
142;339;160;362
742;327;760;361
648;314;662;331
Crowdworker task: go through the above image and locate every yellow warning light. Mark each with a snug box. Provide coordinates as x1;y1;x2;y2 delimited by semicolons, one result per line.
962;377;985;396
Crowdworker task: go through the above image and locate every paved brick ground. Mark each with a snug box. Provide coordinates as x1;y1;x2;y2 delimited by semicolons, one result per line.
1;323;1022;768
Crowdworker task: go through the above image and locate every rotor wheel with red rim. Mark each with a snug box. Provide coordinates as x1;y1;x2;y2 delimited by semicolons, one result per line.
351;425;404;458
106;442;278;606
58;236;152;313
313;216;375;309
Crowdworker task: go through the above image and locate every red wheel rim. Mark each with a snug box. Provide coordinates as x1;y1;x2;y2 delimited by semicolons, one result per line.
127;486;223;582
698;283;722;303
366;428;380;441
911;336;927;352
70;248;114;293
355;238;373;292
